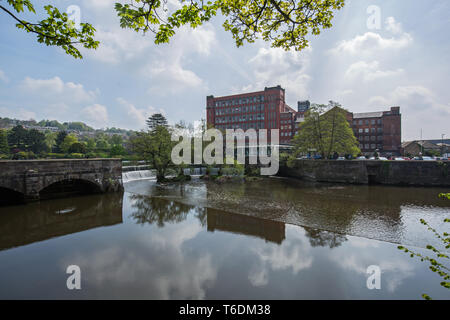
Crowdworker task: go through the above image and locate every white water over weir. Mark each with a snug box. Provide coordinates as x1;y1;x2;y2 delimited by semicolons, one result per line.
122;170;157;183
122;166;207;183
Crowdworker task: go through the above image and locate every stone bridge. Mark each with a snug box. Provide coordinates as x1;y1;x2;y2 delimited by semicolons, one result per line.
0;159;123;204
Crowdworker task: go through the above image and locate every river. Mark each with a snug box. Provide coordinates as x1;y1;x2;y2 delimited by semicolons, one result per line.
0;177;449;299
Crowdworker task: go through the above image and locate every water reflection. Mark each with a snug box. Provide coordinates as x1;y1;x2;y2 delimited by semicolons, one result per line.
0;193;123;251
128;178;449;248
129;194;286;245
303;227;347;248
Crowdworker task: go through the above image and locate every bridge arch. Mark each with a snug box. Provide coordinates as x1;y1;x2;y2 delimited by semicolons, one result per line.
0;187;25;205
39;178;103;200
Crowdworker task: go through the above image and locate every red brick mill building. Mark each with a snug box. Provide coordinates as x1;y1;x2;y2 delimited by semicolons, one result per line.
206;86;402;155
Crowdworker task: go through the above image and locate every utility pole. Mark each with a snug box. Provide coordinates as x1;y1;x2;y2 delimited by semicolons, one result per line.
442;134;446;156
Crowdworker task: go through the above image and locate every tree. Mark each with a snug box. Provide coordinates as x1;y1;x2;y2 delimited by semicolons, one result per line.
110;144;127;157
60;134;78;153
291;102;360;159
110;134;123;146
398;193;450;300
55;131;68;153
146;113;168;131
131;114;174;182
86;138;96;152
96;138;110;152
115;0;345;51
0;129;9;154
1;0;99;58
68;142;87;154
7;125;28;151
44;131;57;151
26;129;47;154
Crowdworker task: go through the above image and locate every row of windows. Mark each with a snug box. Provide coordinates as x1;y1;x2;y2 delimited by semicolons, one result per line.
281;132;293;137
355;128;383;134
215;123;266;130
214;95;265;107
353;119;382;125
281;125;292;130
357;136;383;142
215;105;266;116
216;114;266;123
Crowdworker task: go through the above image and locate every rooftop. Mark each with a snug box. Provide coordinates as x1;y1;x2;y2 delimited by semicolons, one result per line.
353;111;384;119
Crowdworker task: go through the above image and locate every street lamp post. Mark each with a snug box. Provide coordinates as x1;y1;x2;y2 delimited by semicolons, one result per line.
442;134;446;157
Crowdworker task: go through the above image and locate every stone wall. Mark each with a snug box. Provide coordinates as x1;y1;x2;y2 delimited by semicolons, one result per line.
0;159;124;202
278;160;450;187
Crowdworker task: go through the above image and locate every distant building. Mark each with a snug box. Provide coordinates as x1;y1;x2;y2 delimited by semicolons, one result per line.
347;107;402;156
206;88;402;153
402;140;447;157
206;85;297;144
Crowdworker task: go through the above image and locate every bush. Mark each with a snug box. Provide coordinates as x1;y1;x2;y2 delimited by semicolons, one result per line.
69;153;84;159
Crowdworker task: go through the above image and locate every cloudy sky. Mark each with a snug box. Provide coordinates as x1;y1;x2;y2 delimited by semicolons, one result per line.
0;0;449;140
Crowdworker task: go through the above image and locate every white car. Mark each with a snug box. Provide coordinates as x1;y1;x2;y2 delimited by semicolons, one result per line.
356;156;367;160
394;157;405;161
422;156;436;161
378;157;388;161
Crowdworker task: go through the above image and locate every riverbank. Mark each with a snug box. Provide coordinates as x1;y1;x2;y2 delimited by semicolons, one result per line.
278;159;450;187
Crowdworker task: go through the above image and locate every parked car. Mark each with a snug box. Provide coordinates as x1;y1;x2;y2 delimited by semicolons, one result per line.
378;157;388;161
356;156;367;160
394;157;406;161
422;156;436;161
337;157;346;161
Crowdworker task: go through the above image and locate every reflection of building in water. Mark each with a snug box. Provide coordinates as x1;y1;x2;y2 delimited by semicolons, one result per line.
0;193;123;251
206;208;286;244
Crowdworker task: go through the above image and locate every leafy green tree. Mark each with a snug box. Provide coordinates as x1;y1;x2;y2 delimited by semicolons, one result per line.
1;0;99;58
291;102;360;159
54;131;68;153
115;0;345;51
44;131;57;151
86;138;96;152
110;144;127;157
110;134;124;146
26;129;47;154
131;114;174;182
146;113;168;131
7;125;28;151
0;129;9;154
60;134;78;153
68;142;87;154
96;138;110;152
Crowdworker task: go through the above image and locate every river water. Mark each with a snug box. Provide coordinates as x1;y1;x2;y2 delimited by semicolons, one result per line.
0;177;449;299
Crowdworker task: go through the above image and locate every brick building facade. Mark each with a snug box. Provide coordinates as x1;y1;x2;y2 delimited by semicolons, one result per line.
206;87;402;154
348;107;402;156
206;86;297;144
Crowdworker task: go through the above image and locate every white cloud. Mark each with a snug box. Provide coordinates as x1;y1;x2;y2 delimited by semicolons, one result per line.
241;46;312;106
81;104;109;128
369;85;450;140
345;61;404;82
85;27;152;64
62;220;217;299
331;31;413;55
385;17;403;35
0;69;9;83
116;97;162;130
20;76;97;103
248;227;313;287
143;24;216;94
